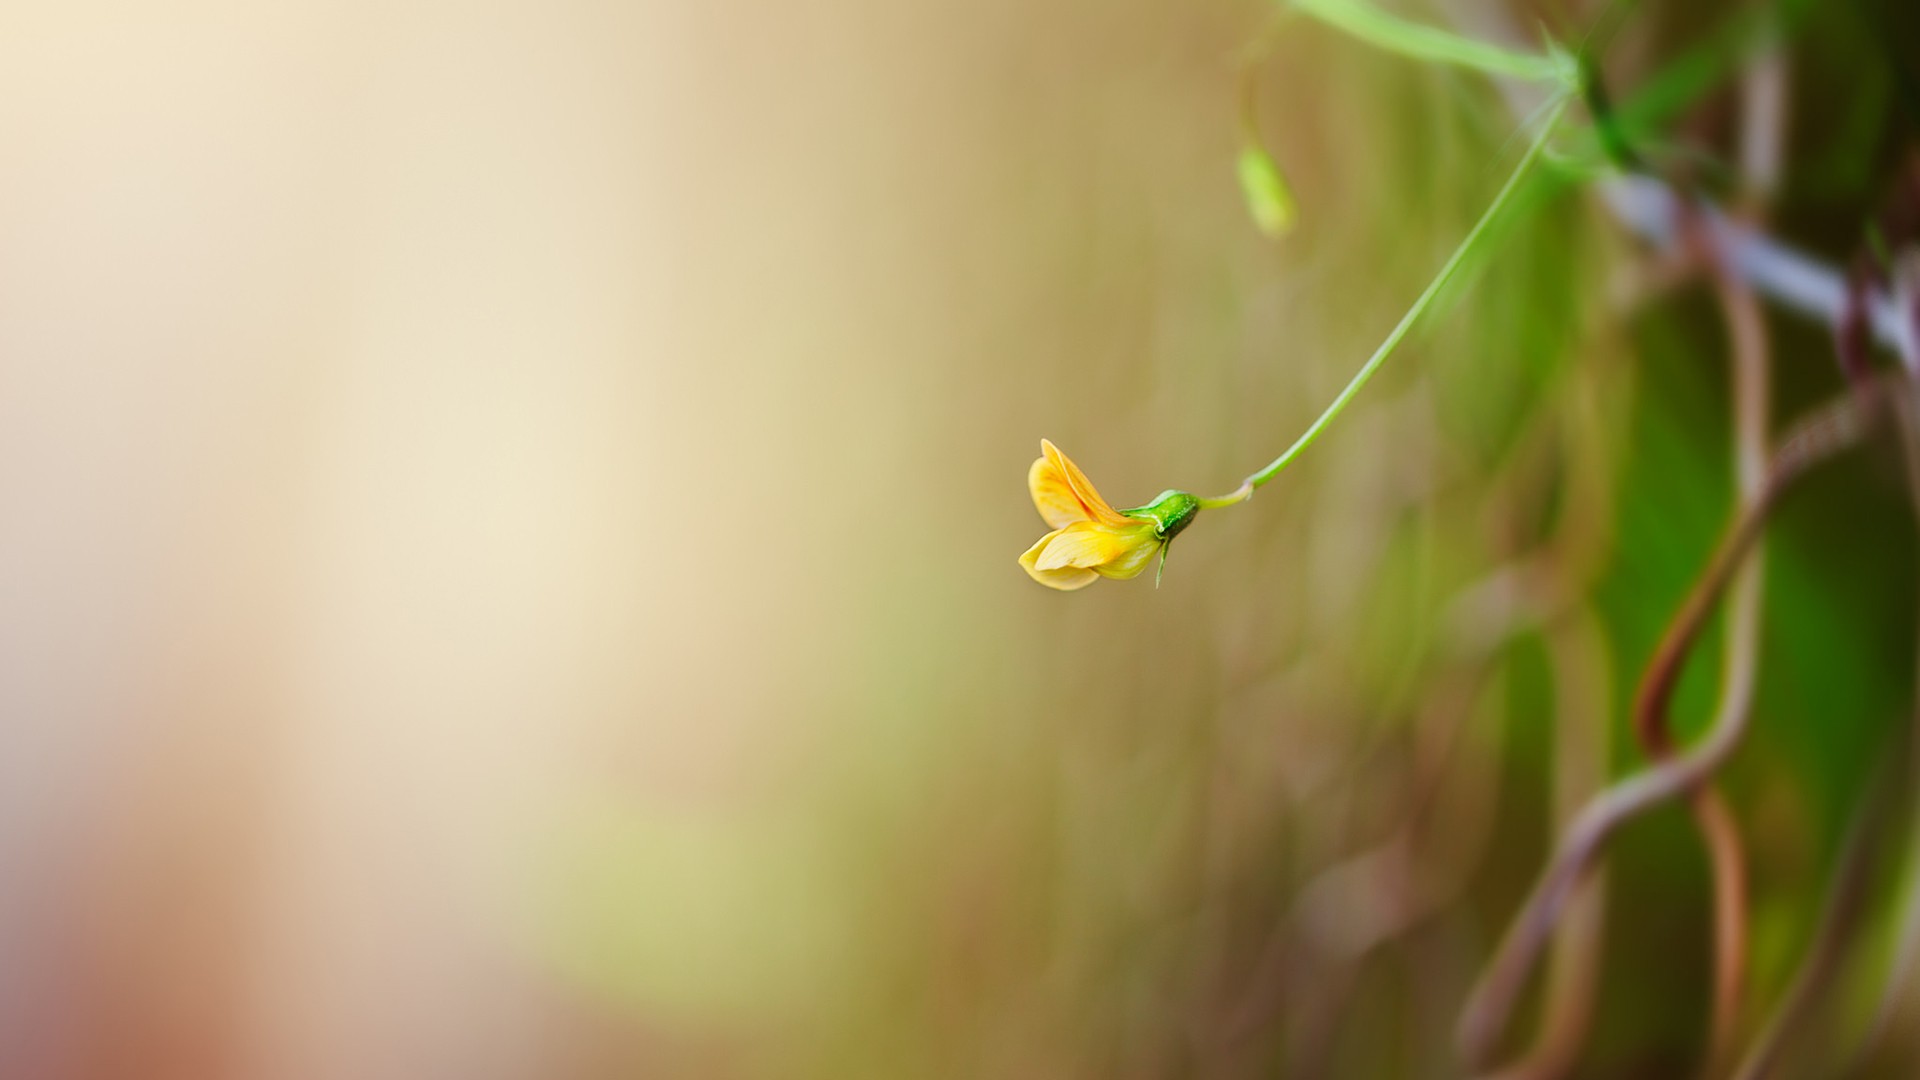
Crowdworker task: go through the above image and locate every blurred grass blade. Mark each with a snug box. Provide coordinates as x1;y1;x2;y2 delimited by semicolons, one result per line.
1292;0;1577;88
1238;141;1298;238
1237;42;1297;240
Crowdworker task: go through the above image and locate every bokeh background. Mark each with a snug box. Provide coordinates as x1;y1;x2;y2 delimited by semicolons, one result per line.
4;0;1920;1076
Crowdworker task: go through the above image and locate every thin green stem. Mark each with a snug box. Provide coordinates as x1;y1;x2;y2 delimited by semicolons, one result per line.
1203;95;1570;506
1292;0;1578;88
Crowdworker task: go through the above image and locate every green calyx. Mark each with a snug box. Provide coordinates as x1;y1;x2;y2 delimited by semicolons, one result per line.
1123;490;1201;541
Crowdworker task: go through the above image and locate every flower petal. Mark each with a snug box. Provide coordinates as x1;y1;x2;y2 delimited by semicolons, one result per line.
1018;529;1101;590
1026;563;1100;590
1030;520;1154;571
1029;455;1089;529
1093;535;1161;579
1041;440;1133;526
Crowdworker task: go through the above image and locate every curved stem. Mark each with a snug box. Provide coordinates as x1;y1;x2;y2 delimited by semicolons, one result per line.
1202;96;1570;505
1700;791;1752;1066
1196;481;1253;510
1659;239;1771;1071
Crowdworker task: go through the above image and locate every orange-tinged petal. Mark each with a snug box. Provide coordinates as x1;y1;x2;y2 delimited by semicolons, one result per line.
1029;455;1089;529
1040;440;1133;526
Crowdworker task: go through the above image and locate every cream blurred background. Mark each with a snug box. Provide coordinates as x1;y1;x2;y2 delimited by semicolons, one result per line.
0;0;1632;1077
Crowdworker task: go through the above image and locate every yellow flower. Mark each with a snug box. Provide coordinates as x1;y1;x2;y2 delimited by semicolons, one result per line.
1018;439;1198;591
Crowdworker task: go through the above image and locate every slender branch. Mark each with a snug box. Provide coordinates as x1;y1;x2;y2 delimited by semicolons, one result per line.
1683;226;1772;1069
1699;793;1752;1068
1456;378;1892;1068
1602;177;1916;365
1694;52;1786;1065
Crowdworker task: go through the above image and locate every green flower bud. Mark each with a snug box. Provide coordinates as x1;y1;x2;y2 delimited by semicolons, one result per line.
1123;490;1201;541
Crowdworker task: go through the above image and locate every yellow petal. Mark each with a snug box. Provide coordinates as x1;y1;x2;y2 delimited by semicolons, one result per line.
1026;563;1100;590
1019;529;1063;569
1029;455;1089;529
1030;523;1121;571
1030;521;1154;571
1018;530;1100;590
1040;440;1133;526
1093;533;1160;579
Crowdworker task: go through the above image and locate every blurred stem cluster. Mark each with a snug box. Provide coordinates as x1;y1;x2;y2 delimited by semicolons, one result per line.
1207;1;1920;1076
